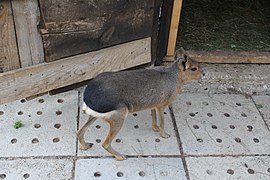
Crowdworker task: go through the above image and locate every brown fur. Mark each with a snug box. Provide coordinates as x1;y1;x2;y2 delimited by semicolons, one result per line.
78;50;201;160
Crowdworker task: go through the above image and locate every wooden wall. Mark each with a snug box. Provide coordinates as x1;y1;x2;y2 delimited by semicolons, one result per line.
0;0;155;104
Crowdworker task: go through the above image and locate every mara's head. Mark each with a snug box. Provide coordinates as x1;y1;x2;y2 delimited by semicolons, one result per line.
174;50;201;82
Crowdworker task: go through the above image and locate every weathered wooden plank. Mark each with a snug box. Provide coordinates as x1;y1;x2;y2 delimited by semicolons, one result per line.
11;0;44;67
38;0;154;62
166;0;183;56
0;38;151;104
184;50;270;63
0;0;20;72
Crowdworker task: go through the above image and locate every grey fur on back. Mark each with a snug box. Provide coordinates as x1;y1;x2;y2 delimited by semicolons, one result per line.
83;62;180;113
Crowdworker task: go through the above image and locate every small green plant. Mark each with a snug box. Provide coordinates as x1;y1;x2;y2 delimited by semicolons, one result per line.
13;120;23;129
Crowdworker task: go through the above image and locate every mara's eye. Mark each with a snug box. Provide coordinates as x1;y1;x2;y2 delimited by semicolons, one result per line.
191;67;198;71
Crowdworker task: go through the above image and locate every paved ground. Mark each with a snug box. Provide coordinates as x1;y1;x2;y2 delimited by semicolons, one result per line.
0;89;270;180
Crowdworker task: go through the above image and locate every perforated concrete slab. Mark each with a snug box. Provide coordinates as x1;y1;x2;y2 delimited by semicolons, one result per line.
186;156;270;180
0;158;73;179
0;91;78;157
173;93;270;155
253;95;270;129
78;107;180;157
75;157;186;180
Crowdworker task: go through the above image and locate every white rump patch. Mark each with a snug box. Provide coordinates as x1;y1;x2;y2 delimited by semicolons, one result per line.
82;102;120;119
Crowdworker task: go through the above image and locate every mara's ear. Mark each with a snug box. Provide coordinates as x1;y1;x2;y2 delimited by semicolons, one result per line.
174;48;184;61
177;54;191;71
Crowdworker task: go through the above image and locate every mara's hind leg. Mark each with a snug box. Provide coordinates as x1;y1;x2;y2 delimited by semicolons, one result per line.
102;108;128;161
151;109;159;132
156;106;170;138
77;115;97;150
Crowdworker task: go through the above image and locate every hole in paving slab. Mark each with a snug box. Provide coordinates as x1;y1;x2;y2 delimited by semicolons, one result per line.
0;111;4;115
204;88;208;91
116;172;124;177
20;99;26;103
57;99;64;103
95;125;101;129
34;124;41;128
23;173;30;179
253;138;260;143
216;138;222;143
236;103;241;106
202;102;209;106
163;112;167;115
11;138;17;144
248;169;255;174
211;125;217;129
241;113;247;117
56;111;62;115
229;125;235;129
17;111;23;115
38;99;44;103
134;125;139;129
94;172;101;177
189;113;195;117
207;113;213;117
197;138;203;143
54;124;61;129
139;171;145;177
193;125;199;129
37;111;42;115
224;113;230;117
0;174;6;179
96;139;101;143
227;169;234;175
206;170;212;175
132;113;137;116
32;138;39;144
235;137;241;143
53;138;60;143
186;101;192;105
267;168;270;173
155;138;160;143
115;139;121;143
247;125;253;131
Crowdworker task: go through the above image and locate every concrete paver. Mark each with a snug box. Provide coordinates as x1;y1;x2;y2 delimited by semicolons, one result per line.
253;95;270;129
0;91;78;157
78;108;180;157
186;156;270;180
75;157;185;180
173;93;270;155
0;158;73;180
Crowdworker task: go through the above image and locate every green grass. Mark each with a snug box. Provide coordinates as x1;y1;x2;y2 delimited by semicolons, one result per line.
177;0;270;51
13;120;23;129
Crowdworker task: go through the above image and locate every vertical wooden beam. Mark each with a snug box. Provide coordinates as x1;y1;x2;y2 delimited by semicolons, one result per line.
151;0;162;65
0;0;20;72
155;0;174;65
166;0;183;56
11;0;44;67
